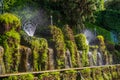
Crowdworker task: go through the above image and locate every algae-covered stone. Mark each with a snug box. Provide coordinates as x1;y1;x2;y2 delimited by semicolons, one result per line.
0;13;21;34
19;46;32;72
63;25;80;67
3;30;21;73
75;34;89;66
49;26;66;69
0;46;5;74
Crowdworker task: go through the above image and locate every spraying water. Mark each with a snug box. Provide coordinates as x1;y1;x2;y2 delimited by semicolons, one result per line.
84;29;96;45
23;21;36;36
12;7;50;36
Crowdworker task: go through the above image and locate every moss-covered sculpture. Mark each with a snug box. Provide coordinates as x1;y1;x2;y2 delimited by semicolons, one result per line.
0;13;21;73
75;34;89;66
31;37;48;71
96;35;109;65
20;31;48;71
63;25;80;67
48;25;66;69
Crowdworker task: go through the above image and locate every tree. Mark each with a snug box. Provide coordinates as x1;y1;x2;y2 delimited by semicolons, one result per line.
105;0;120;11
36;0;96;32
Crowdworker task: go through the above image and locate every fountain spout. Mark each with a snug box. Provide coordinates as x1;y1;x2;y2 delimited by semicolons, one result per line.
50;15;53;25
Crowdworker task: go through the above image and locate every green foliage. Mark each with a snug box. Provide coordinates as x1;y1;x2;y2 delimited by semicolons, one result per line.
37;0;96;29
85;22;112;41
105;0;120;11
94;0;105;11
49;25;65;69
95;10;120;32
3;0;37;12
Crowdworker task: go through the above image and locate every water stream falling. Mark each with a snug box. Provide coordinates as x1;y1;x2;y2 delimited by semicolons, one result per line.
84;29;95;45
65;49;72;68
97;52;103;66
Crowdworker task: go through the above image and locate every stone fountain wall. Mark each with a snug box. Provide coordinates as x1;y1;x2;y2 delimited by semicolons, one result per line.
0;13;119;79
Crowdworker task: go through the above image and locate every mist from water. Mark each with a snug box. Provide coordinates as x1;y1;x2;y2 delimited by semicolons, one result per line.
12;7;50;36
84;29;96;45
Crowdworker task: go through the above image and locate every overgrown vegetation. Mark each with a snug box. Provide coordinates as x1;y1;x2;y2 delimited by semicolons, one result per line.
75;34;89;66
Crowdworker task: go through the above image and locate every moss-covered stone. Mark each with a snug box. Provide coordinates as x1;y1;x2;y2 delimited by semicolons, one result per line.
30;37;48;71
1;30;21;73
0;13;21;34
96;35;106;52
20;30;48;71
19;74;34;80
63;25;80;67
91;67;104;80
0;46;5;74
75;33;89;66
62;70;77;80
48;48;54;70
110;66;118;80
38;72;60;80
102;66;112;80
19;46;32;72
48;25;66;69
96;35;109;65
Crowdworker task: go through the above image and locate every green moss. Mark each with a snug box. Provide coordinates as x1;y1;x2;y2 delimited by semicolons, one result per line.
39;72;60;80
75;34;88;50
63;25;80;67
38;73;49;80
49;25;65;69
63;70;77;80
3;75;18;80
31;38;40;71
19;74;34;80
80;68;92;80
75;34;89;66
31;37;48;71
2;30;21;73
0;13;21;28
102;67;112;80
92;67;104;80
110;66;118;79
66;41;77;67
